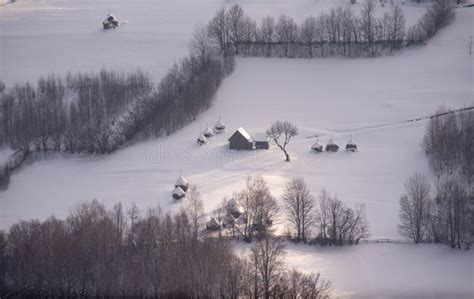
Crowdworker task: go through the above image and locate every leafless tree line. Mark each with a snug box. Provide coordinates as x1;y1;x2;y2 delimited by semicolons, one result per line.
398;107;474;249
216;176;369;246
208;0;455;58
0;31;234;189
0;199;331;298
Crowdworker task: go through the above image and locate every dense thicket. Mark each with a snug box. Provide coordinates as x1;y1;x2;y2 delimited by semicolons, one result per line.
0;200;331;298
209;0;455;59
398;107;474;249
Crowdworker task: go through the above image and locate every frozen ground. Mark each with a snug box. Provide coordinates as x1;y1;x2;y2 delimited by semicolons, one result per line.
0;0;427;85
234;241;474;298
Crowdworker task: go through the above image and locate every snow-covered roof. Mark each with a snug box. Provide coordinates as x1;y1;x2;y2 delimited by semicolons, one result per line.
347;135;356;145
176;175;188;186
215;117;225;128
327;136;337;145
312;139;322;148
236;127;251;141
254;133;268;142
104;14;118;23
198;134;208;142
172;186;186;197
203;126;213;135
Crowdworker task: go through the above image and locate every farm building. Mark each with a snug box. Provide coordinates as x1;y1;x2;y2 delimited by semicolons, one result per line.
346;135;358;152
228;127;255;150
254;133;270;150
311;139;323;152
213;117;226;134
227;198;244;218
103;14;119;29
175;175;189;192
202;125;214;138
326;137;339;152
172;186;186;200
206;217;221;231
197;134;208;146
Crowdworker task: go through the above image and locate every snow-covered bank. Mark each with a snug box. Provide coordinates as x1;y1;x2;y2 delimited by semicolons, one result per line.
233;241;474;298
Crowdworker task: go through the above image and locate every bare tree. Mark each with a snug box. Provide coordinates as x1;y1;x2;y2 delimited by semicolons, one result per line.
208;8;228;51
282;178;315;242
186;185;204;241
191;25;214;68
267;120;298;162
398;173;432;243
251;236;286;299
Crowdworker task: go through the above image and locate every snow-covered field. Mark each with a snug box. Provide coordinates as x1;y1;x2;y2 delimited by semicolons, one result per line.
0;0;427;85
1;0;473;297
235;241;474;298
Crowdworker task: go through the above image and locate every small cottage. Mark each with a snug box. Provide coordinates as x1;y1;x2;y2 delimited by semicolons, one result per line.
206;217;221;231
311;139;323;152
254;133;270;150
103;14;119;29
228;127;254;150
325;137;339;152
202;125;214;138
175;175;189;192
346;135;358;152
227;198;244;218
197;134;208;146
172;186;186;200
213;117;226;134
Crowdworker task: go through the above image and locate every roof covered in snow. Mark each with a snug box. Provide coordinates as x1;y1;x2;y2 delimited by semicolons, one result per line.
236;127;251;141
215;117;225;128
176;175;188;186
172;186;185;196
254;133;268;142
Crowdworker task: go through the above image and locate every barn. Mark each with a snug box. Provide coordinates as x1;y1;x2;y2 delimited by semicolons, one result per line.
228;127;255;150
254;133;270;150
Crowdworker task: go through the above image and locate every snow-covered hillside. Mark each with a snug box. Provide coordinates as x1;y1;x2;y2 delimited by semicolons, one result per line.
0;0;428;85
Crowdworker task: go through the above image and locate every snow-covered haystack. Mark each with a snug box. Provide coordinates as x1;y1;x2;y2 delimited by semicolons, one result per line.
202;125;214;138
175;175;189;192
311;139;323;152
172;186;186;200
346;135;358;152
197;134;208;146
213;117;226;134
325;137;339;152
103;14;119;29
227;198;244;218
206;217;221;231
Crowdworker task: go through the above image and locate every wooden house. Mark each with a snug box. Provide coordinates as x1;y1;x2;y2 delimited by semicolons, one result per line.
228;127;254;150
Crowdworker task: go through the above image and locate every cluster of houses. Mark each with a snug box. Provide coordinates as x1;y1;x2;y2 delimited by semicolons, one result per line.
206;198;245;231
172;173;190;200
311;135;358;153
196;117;270;151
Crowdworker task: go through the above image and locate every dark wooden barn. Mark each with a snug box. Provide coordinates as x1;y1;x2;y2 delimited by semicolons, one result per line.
254;133;270;150
228;127;254;150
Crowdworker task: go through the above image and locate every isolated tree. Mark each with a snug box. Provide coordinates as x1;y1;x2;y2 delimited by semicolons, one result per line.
251;236;286;299
282;178;315;242
398;173;432;243
267;120;298;162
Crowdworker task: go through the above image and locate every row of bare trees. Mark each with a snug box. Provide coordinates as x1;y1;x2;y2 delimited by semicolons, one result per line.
399;107;474;249
209;1;406;58
208;0;455;58
0;199;331;298
214;176;369;246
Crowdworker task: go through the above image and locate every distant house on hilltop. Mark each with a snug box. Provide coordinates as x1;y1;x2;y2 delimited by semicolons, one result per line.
228;127;255;150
